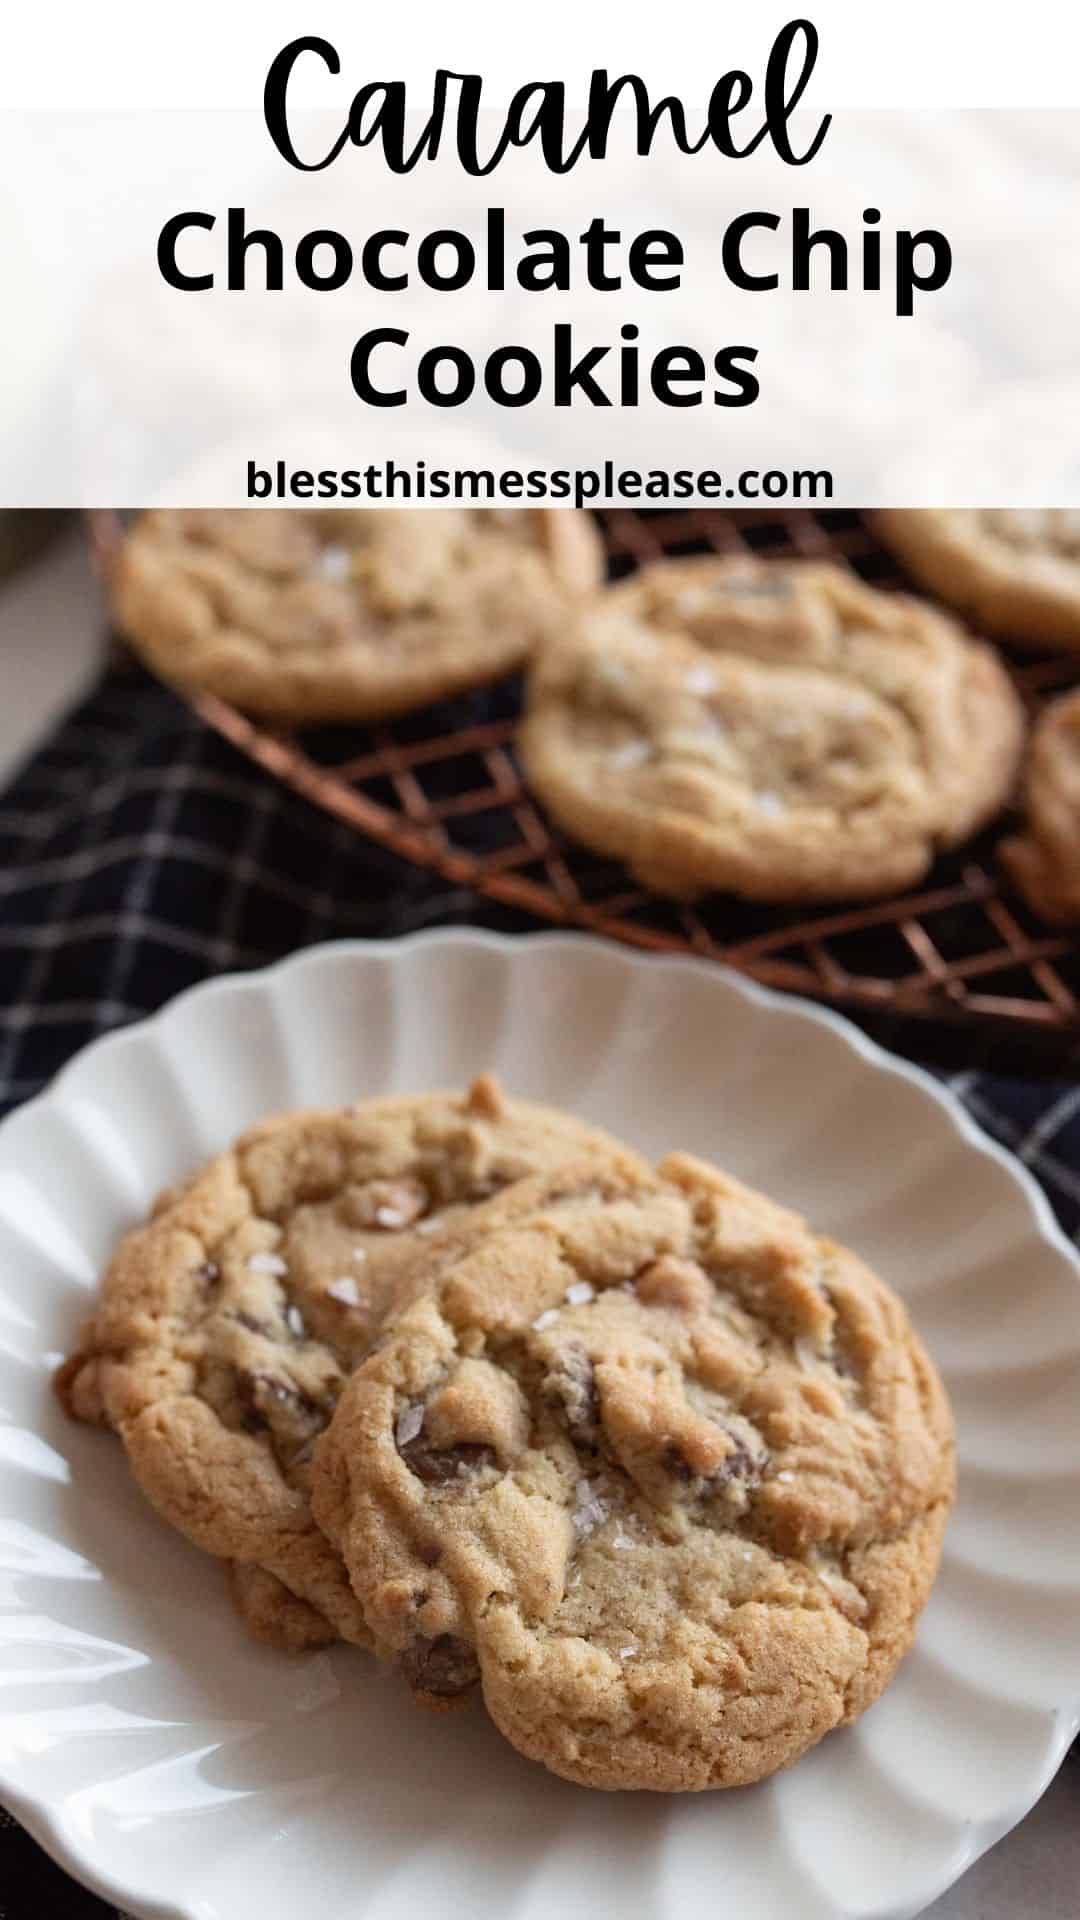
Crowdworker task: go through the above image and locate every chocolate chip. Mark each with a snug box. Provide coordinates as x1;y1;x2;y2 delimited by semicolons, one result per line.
664;1446;696;1484
710;1438;765;1488
666;1432;767;1495
543;1344;600;1449
401;1633;480;1698
399;1435;497;1485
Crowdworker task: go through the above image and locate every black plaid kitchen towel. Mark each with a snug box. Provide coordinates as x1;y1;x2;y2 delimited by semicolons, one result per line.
1;663;1077;1920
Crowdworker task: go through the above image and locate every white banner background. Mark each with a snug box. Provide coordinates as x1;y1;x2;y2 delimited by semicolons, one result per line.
2;17;1079;504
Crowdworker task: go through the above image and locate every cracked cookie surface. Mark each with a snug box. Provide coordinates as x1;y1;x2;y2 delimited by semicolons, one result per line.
520;555;1023;903
875;510;1080;653
1001;686;1080;923
112;507;604;722
313;1152;954;1790
56;1077;630;1649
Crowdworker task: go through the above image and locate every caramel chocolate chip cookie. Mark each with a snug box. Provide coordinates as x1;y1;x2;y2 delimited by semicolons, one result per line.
111;507;604;723
520;555;1023;903
313;1153;954;1790
56;1077;631;1650
875;510;1080;653
1000;687;1080;923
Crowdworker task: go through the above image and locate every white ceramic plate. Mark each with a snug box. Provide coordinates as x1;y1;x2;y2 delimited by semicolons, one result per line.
2;932;1079;1920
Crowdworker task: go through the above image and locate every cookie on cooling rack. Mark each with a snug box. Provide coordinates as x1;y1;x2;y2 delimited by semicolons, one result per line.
1000;686;1080;924
110;508;604;723
874;511;1080;653
519;555;1025;903
312;1152;954;1790
56;1076;634;1652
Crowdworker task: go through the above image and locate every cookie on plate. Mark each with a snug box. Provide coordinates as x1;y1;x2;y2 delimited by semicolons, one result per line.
111;508;604;723
1000;687;1080;923
313;1152;954;1790
56;1076;632;1650
874;510;1080;653
520;556;1024;902
226;1560;339;1652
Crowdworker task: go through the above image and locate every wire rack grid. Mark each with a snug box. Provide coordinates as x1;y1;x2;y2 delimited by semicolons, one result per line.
87;508;1080;1052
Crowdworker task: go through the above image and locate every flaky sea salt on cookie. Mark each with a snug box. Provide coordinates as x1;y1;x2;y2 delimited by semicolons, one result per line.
313;1152;954;1790
521;554;1024;902
111;506;604;723
56;1076;632;1652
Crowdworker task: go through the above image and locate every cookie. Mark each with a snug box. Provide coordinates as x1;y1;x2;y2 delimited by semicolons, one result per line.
226;1560;338;1653
111;507;604;723
1000;687;1080;923
874;510;1080;653
520;555;1024;902
56;1076;631;1650
313;1152;954;1790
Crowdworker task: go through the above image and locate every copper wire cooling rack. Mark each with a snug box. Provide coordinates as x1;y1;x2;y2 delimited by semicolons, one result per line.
88;509;1080;1043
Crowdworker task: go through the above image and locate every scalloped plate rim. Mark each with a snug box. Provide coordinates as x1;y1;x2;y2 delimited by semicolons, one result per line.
1;928;1078;1920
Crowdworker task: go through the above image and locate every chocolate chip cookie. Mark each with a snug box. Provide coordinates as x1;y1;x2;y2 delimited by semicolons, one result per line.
1000;687;1080;923
56;1077;631;1650
520;555;1024;903
111;508;604;722
875;510;1080;652
313;1152;954;1790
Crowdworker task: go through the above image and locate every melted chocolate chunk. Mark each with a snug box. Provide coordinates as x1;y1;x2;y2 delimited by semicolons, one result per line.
666;1432;767;1495
399;1435;497;1485
402;1633;480;1698
664;1446;695;1484
543;1344;600;1448
709;1438;766;1489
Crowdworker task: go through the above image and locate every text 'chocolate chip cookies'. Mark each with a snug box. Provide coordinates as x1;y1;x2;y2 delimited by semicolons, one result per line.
521;555;1024;902
312;1152;954;1791
112;507;603;722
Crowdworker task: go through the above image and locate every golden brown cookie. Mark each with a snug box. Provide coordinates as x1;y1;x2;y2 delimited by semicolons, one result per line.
520;555;1024;902
56;1077;631;1650
1000;687;1080;923
112;507;604;722
226;1561;338;1652
874;510;1080;652
313;1152;954;1790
